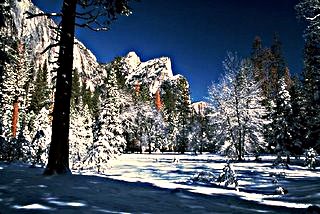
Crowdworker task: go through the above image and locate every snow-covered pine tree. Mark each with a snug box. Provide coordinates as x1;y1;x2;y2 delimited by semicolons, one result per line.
68;67;93;171
22;107;51;166
296;0;320;152
86;65;126;173
0;29;18;141
0;56;17;140
296;0;320;43
150;110;166;152
19;60;52;165
208;53;269;161
69;101;93;171
301;39;320;152
0;7;34;160
289;75;308;155
271;77;294;164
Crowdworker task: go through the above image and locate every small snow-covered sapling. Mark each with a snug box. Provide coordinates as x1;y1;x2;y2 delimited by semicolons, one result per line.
216;162;238;190
304;148;318;169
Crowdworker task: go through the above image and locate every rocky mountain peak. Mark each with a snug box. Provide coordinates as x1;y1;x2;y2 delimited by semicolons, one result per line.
120;52;186;94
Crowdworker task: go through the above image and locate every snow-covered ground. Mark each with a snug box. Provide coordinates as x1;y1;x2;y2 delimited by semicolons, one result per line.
106;154;320;210
0;154;319;213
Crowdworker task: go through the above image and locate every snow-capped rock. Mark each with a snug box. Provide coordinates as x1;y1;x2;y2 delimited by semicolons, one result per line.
10;0;101;88
121;51;186;95
192;101;208;115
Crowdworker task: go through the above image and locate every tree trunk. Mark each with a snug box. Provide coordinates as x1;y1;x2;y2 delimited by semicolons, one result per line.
148;141;151;154
155;89;162;111
44;0;77;175
11;99;19;138
235;89;242;161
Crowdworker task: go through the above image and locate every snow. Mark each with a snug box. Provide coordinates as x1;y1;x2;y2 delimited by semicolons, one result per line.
13;203;54;211
13;0;101;88
191;101;208;115
1;154;319;213
124;51;141;70
122;52;179;94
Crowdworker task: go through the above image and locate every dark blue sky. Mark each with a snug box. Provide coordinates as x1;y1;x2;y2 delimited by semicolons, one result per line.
32;0;305;102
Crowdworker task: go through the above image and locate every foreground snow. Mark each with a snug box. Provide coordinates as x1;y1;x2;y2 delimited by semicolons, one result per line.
105;154;320;209
0;154;319;213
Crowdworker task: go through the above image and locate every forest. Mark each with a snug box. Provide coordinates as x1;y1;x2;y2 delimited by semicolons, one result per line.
0;0;319;213
0;0;319;173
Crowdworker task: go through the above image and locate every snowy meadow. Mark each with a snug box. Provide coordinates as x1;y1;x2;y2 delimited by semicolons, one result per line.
106;154;320;209
1;153;319;213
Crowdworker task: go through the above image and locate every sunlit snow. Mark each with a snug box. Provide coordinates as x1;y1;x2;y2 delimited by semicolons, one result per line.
0;154;319;213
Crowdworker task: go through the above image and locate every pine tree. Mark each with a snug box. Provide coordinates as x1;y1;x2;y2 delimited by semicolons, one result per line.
270;33;287;79
296;0;320;43
69;101;93;171
251;36;274;100
289;75;307;155
0;16;32;160
189;112;211;154
301;39;320;151
250;35;293;155
81;84;100;118
71;68;81;110
87;65;126;173
296;1;320;152
271;77;293;163
175;77;192;154
22;107;51;166
162;80;178;152
29;62;50;114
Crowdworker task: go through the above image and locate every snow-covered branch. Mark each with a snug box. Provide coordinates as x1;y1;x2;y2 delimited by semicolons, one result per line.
24;11;62;19
305;13;320;21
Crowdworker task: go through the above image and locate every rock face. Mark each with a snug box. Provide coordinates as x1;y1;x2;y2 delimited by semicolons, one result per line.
120;51;189;96
9;0;102;88
191;101;209;115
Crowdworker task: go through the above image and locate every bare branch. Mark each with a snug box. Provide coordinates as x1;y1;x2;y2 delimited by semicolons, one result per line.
76;9;95;17
75;23;109;31
306;13;320;21
24;11;62;19
41;43;60;54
